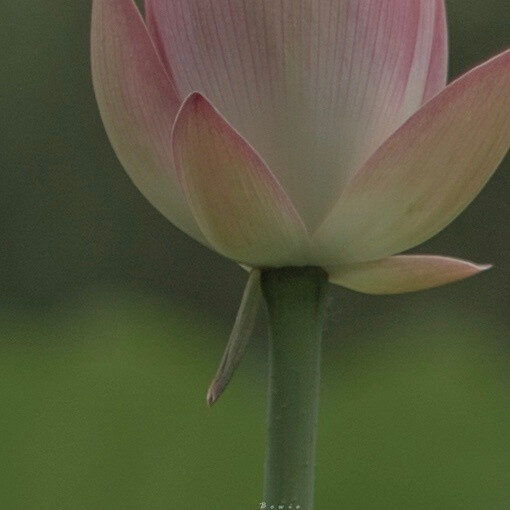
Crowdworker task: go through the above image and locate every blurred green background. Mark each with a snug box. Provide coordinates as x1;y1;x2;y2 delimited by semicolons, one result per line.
1;1;509;508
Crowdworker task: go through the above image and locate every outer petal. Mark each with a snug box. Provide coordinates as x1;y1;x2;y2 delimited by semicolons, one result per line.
147;0;444;228
172;93;309;267
327;255;490;295
91;0;206;243
313;49;510;265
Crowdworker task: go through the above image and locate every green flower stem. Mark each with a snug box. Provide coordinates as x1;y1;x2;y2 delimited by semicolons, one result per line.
261;267;329;510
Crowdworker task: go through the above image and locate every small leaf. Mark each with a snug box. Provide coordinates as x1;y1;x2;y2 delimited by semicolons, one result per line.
207;270;262;406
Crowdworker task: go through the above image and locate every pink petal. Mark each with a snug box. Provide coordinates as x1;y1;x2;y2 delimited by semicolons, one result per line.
327;255;490;295
422;0;448;102
145;0;172;70
313;49;510;265
91;0;206;243
172;93;309;267
146;0;444;228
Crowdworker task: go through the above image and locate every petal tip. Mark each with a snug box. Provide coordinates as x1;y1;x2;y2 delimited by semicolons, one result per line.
183;90;205;104
180;91;211;114
175;92;221;136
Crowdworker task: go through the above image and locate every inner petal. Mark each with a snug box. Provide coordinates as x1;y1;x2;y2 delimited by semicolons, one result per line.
147;0;443;229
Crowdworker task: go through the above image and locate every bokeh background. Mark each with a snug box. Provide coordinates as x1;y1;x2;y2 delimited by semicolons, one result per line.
1;1;509;508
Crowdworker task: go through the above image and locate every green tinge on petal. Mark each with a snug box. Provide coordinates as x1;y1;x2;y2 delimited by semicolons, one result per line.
172;93;309;267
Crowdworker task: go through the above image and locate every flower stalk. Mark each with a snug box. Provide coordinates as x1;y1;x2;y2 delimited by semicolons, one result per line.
261;267;329;510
